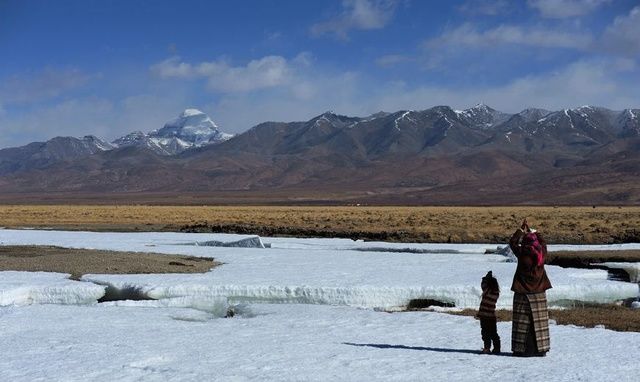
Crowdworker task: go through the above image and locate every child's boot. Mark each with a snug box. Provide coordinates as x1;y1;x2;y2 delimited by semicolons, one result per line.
492;339;501;354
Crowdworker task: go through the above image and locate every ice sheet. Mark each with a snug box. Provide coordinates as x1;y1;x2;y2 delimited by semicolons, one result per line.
0;303;638;382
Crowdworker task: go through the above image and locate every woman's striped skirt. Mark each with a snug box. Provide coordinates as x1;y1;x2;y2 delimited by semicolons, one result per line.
512;292;550;354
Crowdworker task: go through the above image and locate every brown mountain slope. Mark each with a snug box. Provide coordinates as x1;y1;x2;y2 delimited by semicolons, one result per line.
0;105;639;205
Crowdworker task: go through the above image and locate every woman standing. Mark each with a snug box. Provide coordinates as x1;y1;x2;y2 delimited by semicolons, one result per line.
509;218;552;357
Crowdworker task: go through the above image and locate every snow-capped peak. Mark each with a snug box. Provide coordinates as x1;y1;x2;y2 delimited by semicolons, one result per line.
163;108;219;132
111;109;233;155
152;108;228;144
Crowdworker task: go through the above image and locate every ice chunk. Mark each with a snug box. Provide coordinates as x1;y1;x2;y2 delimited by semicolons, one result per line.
195;236;265;248
494;245;517;262
547;282;638;306
598;262;640;283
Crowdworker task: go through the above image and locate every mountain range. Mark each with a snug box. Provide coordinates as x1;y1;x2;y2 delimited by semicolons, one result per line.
1;104;639;205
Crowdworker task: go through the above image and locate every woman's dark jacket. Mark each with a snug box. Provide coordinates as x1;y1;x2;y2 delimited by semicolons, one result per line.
509;229;552;294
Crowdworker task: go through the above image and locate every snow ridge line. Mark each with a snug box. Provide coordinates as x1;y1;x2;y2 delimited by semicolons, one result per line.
79;279;639;310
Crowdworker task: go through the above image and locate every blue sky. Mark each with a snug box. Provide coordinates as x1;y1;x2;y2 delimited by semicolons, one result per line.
1;0;639;147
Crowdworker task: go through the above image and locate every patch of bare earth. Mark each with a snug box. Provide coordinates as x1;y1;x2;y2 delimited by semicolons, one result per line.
444;306;640;332
0;245;219;280
547;250;640;268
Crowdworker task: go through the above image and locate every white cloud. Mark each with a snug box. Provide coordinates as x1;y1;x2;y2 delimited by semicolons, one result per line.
150;57;195;78
292;52;314;67
0;68;94;105
208;71;366;132
425;23;592;49
368;59;638;113
3;52;638;149
0;98;114;147
457;0;511;16
0;91;193;148
204;56;290;93
150;53;376;131
1;53;330;147
527;0;611;18
310;0;398;40
375;54;412;67
117;93;193;133
204;57;639;136
151;55;293;93
421;5;638;67
600;6;640;56
611;58;636;72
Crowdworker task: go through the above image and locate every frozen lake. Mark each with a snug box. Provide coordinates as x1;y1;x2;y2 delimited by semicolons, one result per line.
1;229;638;309
1;229;639;381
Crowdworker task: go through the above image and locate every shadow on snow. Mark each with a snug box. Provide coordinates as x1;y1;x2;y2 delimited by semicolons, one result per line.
342;342;511;356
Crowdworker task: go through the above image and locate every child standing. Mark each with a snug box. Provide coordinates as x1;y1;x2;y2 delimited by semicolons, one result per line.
477;271;501;354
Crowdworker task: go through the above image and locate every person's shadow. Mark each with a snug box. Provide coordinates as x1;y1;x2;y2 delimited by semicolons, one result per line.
342;342;510;356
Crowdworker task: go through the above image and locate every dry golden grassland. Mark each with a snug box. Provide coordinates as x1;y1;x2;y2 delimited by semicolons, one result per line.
1;205;640;244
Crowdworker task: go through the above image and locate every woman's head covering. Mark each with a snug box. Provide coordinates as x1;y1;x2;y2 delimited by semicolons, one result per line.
523;232;544;267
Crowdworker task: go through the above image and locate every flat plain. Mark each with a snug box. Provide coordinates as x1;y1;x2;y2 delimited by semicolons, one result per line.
2;205;640;244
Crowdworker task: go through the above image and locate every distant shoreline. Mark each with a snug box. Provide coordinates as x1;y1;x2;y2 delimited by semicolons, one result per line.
1;205;639;245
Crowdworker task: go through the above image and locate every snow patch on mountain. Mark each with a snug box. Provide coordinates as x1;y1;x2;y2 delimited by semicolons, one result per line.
346;111;388;128
81;135;115;151
564;109;575;129
112;131;170;155
457;103;511;128
516;108;551;123
310;111;361;129
394;111;417;131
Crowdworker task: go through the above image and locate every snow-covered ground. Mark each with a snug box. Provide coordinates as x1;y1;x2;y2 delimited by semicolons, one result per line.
1;303;639;381
1;229;639;381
